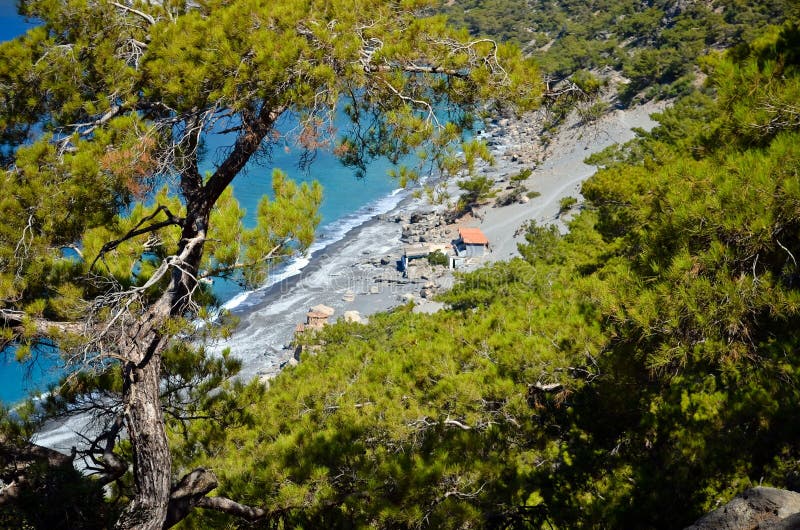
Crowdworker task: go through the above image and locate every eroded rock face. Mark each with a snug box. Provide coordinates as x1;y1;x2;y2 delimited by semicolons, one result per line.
685;487;800;530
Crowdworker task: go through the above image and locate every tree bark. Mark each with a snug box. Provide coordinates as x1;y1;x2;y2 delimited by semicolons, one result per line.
163;468;219;529
114;101;284;529
162;468;274;528
115;214;210;529
115;341;171;530
195;496;269;522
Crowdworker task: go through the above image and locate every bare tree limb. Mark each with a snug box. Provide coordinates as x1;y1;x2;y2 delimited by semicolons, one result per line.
0;308;87;338
199;242;284;279
379;77;441;126
162;468;278;528
444;418;472;431
89;205;184;271
110;1;155;26
776;239;797;267
364;64;468;77
531;382;563;392
194;496;269;522
162;468;219;528
203;103;287;203
63;104;123;137
81;415;128;487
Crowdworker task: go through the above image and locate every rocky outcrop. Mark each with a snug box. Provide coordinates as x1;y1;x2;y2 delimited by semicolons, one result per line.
484;111;545;167
685;487;800;530
343;310;364;324
400;211;450;244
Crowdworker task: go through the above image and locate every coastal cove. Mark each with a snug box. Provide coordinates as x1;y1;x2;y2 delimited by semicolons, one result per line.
0;140;407;404
0;64;664;409
207;100;665;384
4;1;799;526
0;12;408;404
0;8;659;405
32;99;665;455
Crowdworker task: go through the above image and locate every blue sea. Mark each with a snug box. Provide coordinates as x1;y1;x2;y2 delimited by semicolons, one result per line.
0;8;408;404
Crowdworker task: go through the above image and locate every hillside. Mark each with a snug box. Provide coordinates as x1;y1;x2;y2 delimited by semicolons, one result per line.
1;1;799;528
443;0;797;103
174;19;800;529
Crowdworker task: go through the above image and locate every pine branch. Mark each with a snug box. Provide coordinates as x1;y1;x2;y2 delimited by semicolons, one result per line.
163;468;282;528
203;103;287;204
199;242;285;280
89;205;184;271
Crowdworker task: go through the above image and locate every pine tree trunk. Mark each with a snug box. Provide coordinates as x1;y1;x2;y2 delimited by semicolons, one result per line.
115;338;171;530
114;206;210;530
113;103;276;528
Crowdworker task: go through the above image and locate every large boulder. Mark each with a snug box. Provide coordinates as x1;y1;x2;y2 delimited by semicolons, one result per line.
309;304;335;317
685;487;800;530
343;310;363;324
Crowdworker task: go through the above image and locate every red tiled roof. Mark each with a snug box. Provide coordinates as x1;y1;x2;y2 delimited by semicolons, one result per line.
459;227;489;245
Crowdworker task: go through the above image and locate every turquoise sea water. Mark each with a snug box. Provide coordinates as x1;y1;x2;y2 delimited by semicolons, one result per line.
203;113;402;304
0;11;405;404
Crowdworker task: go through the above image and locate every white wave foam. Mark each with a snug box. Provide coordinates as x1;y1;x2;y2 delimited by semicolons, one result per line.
220;187;407;312
221;290;250;311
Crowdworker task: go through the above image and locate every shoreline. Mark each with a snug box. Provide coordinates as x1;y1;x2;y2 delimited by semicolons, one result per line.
238;191;417;318
479;101;668;260
213;99;668;382
34;100;668;454
209;192;427;381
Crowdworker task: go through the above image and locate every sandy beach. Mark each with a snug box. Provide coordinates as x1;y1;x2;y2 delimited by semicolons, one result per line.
210;100;667;382
34;100;666;453
480;101;667;260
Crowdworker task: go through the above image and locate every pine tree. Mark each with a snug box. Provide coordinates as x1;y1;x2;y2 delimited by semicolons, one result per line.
0;0;539;527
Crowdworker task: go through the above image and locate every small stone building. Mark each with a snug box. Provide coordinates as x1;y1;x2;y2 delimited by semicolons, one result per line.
455;227;489;257
401;243;452;271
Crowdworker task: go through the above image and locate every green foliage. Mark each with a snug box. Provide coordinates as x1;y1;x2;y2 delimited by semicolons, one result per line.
0;0;542;345
510;167;532;184
578;100;609;124
0;461;112;529
496;168;532;206
571;70;603;95
457;175;496;211
441;0;800;103
238;171;323;288
426;249;449;267
0;0;539;350
0;0;541;526
0;402;114;529
3;0;799;527
557;195;577;214
516;221;563;266
183;20;800;529
184;249;603;528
